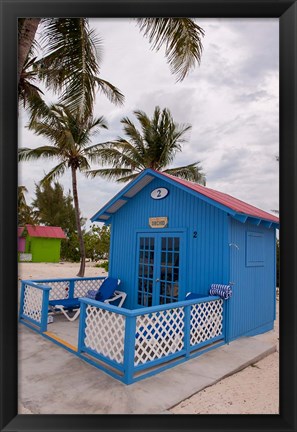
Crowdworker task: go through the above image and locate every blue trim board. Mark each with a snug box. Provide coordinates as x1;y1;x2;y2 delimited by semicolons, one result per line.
274;229;277;320
82;346;124;372
123;315;136;384
41;289;49;332
19;281;26;322
77;301;87;353
134;349;187;372
21;280;51;291
19;318;42;332
91;170;153;222
184;304;191;358
189;340;226;361
69;279;75;299
79;295;221;317
132;355;188;383
78;354;126;383
23;276;105;284
189;335;224;352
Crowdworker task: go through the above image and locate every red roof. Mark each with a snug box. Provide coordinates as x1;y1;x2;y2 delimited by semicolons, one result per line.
19;225;66;239
160;172;279;223
91;168;279;226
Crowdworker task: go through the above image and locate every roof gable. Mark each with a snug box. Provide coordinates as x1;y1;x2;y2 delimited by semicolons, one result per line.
160;172;279;224
20;225;66;239
91;169;279;228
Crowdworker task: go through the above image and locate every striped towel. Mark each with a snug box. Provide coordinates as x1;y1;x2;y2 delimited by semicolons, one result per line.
209;284;232;299
85;289;97;300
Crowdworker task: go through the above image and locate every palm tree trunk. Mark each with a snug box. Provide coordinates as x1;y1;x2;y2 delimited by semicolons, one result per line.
18;18;40;83
71;166;86;277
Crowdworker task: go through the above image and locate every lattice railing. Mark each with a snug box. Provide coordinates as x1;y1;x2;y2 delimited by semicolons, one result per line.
77;295;224;384
84;304;125;364
74;278;104;298
36;277;105;300
38;281;70;300
134;308;185;366
190;299;223;346
19;275;225;384
22;283;43;323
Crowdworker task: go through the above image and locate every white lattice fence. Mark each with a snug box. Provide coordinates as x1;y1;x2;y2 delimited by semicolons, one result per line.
74;279;104;298
22;284;43;323
190;299;223;346
84;305;125;364
134;308;185;366
39;281;70;300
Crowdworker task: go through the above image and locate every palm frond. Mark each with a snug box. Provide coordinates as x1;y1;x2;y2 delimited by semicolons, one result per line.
163;162;206;184
36;18;102;117
18;185;29;208
86;167;133;181
89;145;140;168
27;120;65;146
18;146;60;162
18;53;45;111
115;172;141;183
26;94;53;123
77;156;92;172
89;140;145;168
40;161;67;185
94;77;124;106
136;18;204;81
120;117;147;156
86;106;204;183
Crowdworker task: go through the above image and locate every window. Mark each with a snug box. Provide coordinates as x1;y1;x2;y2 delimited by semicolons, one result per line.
246;232;264;267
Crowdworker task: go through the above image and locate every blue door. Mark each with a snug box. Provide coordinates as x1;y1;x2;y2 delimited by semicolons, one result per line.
136;232;184;307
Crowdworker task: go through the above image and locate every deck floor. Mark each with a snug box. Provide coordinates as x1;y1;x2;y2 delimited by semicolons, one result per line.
47;313;79;348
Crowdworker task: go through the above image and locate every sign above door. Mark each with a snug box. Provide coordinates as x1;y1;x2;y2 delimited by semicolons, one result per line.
149;217;168;228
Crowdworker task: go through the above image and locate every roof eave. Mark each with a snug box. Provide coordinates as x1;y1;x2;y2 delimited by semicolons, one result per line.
91;170;155;222
233;213;279;229
90;168;280;229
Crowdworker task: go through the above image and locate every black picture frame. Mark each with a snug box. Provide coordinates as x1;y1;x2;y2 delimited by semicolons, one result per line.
1;1;296;431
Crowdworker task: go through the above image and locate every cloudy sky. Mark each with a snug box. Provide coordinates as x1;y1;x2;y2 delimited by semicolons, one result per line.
19;18;279;226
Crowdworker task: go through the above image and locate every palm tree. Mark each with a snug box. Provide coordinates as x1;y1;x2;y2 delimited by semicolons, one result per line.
87;106;206;184
18;186;28;209
18;103;109;277
18;18;204;113
135;18;204;82
18;18;40;83
18;186;39;226
18;19;124;120
18;54;45;114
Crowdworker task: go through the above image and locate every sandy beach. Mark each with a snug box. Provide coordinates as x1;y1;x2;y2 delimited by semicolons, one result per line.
18;262;279;415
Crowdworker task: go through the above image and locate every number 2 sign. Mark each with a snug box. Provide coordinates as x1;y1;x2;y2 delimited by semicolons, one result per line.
150;188;169;200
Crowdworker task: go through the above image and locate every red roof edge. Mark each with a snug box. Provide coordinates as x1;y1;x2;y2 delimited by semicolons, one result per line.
158;171;279;225
24;225;66;239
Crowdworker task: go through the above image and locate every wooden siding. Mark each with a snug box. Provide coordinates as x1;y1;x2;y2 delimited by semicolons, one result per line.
228;218;276;340
25;236;62;263
109;177;229;309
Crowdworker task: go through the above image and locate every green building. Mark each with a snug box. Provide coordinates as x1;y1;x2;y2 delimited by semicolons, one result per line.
18;225;66;263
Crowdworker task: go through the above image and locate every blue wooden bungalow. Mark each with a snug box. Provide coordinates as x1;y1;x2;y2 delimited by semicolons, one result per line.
19;169;279;384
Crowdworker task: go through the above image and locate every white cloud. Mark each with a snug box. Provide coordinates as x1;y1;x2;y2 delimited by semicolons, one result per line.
18;18;279;222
